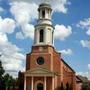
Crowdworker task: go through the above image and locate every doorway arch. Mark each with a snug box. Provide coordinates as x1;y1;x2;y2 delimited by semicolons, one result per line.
37;83;43;90
35;81;44;90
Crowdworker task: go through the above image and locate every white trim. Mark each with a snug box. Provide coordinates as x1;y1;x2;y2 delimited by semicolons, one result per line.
31;77;34;90
52;77;54;90
24;76;26;90
60;61;63;82
34;81;44;90
31;52;51;55
44;77;46;90
55;76;57;88
50;52;53;71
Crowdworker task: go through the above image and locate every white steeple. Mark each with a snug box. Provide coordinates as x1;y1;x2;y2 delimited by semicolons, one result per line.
34;3;54;46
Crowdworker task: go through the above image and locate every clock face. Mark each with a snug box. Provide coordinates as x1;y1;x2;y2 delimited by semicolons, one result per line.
37;57;44;65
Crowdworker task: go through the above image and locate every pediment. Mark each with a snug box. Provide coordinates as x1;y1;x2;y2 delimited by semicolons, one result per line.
24;68;56;76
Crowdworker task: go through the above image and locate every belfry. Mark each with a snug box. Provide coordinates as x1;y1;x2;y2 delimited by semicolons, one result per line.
34;3;54;46
24;2;82;90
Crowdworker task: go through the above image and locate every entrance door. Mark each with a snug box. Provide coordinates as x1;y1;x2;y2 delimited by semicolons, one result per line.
37;83;43;90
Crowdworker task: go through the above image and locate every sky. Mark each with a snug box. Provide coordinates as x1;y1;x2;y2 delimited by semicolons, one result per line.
0;0;90;79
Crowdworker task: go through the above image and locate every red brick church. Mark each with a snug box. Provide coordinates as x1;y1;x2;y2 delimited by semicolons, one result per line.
23;2;82;90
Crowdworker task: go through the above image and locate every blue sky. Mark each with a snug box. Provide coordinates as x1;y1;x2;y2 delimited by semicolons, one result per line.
0;0;90;79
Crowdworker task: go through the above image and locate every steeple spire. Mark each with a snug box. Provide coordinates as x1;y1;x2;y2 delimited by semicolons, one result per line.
33;3;54;46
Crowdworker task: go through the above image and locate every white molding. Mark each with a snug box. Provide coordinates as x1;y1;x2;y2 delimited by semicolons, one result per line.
24;76;26;90
34;80;44;90
31;77;34;90
31;52;51;55
44;77;46;90
52;77;54;90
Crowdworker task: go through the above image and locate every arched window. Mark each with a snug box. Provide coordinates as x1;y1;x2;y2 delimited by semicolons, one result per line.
42;10;45;18
39;29;44;42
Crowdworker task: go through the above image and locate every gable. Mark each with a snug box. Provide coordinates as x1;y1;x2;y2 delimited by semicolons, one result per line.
24;68;57;77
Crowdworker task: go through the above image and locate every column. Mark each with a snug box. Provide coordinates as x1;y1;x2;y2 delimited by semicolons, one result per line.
52;77;54;90
44;76;46;90
31;77;34;90
44;28;47;44
24;76;26;90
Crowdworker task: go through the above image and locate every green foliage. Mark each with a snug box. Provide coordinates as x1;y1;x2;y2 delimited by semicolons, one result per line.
55;82;73;90
65;83;73;90
60;83;65;90
65;83;70;90
82;84;90;90
0;60;16;90
0;61;5;77
55;83;65;90
4;73;16;86
18;71;24;90
0;60;5;90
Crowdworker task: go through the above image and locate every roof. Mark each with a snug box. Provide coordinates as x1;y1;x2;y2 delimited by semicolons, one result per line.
39;3;51;7
77;75;90;83
76;76;83;83
38;3;52;11
61;58;75;73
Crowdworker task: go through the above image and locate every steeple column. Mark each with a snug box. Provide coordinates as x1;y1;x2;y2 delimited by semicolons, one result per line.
33;3;54;46
44;76;46;90
31;77;34;90
44;28;47;44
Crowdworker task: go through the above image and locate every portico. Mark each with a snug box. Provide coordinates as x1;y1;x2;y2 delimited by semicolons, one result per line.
24;68;55;90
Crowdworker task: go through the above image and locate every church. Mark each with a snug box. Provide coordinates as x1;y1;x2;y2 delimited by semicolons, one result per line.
23;2;82;90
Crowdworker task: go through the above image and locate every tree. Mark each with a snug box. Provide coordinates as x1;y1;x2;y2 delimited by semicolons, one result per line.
0;60;5;76
0;60;16;90
18;71;24;90
60;83;65;90
4;73;16;87
0;60;5;90
65;83;73;90
55;83;65;90
65;83;69;90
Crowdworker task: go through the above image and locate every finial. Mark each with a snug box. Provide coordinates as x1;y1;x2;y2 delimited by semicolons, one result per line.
43;0;50;4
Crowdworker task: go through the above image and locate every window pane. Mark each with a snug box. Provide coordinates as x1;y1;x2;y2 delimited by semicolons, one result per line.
39;29;44;42
42;10;45;18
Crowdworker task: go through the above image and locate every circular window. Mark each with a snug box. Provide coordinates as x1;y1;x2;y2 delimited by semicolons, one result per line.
37;57;44;65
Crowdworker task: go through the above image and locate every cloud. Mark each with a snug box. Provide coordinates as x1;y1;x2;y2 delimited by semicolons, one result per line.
80;40;90;49
10;1;38;25
54;24;72;40
10;0;70;40
0;7;4;13
16;32;24;39
0;16;25;77
51;0;70;13
59;49;73;55
0;36;25;77
77;18;90;35
21;24;34;39
77;64;90;80
0;17;16;34
88;64;90;69
77;72;90;80
0;32;8;43
11;0;70;13
10;2;36;39
16;24;35;39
